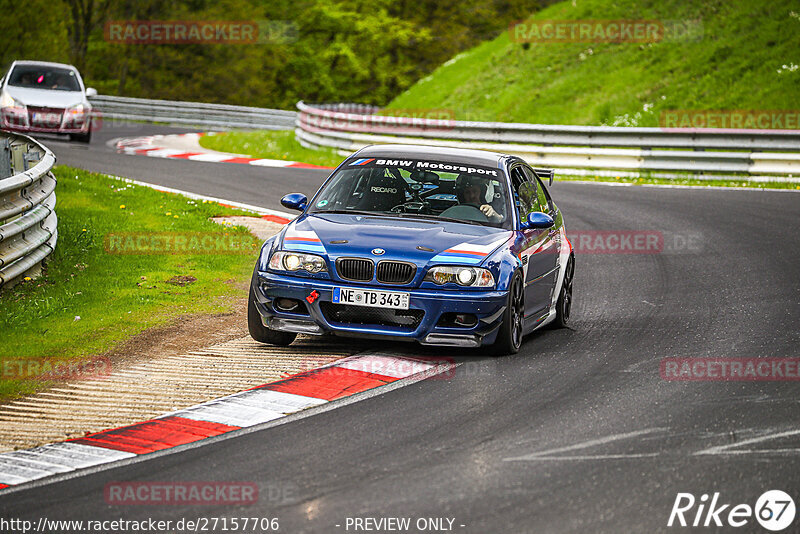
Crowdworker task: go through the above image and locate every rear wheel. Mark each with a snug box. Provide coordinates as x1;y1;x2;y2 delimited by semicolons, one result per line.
491;271;524;355
552;254;574;328
247;285;297;346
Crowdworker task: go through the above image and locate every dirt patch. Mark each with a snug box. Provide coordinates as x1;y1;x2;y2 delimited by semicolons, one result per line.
105;216;283;362
100;294;250;370
165;274;198;287
210;216;285;241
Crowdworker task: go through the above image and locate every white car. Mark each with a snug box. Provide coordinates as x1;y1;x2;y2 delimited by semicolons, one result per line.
0;60;97;143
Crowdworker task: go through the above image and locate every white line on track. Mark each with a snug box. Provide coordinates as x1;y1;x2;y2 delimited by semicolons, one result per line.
509;453;660;461
107;174;295;219
503;428;667;462
694;428;800;456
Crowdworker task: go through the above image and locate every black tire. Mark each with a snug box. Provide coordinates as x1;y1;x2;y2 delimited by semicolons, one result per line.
70;131;91;144
247;285;297;346
491;271;524;355
552;254;574;328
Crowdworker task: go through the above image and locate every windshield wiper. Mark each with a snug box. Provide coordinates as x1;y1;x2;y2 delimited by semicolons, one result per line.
314;209;379;216
317;210;490;227
387;212;486;227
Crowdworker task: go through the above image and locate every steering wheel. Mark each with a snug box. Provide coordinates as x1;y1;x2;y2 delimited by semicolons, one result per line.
439;204;489;223
391;201;427;213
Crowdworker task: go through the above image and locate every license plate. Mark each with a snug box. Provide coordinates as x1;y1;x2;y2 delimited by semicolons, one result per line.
32;112;61;124
332;287;409;310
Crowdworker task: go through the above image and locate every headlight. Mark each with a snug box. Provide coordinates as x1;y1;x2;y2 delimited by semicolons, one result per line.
67;103;86;115
268;251;327;273
425;266;495;287
0;91;24;110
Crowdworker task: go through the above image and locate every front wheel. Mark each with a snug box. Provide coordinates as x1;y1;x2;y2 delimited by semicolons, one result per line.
552;254;574;328
247;285;297;346
491;271;524;355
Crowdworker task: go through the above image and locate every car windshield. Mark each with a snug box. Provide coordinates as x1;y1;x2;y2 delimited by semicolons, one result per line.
309;157;511;229
7;65;81;91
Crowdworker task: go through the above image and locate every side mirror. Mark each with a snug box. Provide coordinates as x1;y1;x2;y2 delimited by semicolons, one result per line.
85;87;97;97
281;193;307;211
522;211;554;230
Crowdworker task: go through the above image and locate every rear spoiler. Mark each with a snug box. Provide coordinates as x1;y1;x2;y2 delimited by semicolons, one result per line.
532;168;554;186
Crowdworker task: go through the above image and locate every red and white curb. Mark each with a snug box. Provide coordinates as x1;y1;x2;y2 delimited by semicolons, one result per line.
115;133;333;169
0;353;455;491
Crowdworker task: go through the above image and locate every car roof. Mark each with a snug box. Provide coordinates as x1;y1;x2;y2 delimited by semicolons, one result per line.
10;60;79;71
353;144;513;167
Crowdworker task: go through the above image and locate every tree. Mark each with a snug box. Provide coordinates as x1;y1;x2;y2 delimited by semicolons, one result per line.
64;0;114;70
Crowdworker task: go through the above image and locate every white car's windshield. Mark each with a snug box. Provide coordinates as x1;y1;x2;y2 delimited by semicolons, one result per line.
309;157;512;229
7;66;82;91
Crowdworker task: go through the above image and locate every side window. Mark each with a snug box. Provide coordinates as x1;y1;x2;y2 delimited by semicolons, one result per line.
510;166;526;190
534;176;554;214
520;166;546;213
510;167;528;220
519;182;539;219
511;166;538;221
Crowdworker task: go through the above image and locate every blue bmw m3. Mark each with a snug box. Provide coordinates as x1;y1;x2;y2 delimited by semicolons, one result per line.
248;144;574;354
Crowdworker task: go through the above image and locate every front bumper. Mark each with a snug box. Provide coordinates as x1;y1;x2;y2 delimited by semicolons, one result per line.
1;114;90;135
252;271;508;347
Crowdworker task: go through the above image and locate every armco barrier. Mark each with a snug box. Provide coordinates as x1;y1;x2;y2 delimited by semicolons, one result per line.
89;95;297;130
295;102;800;176
0;131;57;289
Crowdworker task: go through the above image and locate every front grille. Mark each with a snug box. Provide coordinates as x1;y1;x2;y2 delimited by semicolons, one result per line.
376;261;416;284
28;106;64;127
28;106;65;113
336;258;373;282
320;302;424;330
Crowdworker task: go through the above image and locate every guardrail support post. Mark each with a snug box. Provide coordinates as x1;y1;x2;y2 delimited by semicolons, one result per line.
0;138;11;179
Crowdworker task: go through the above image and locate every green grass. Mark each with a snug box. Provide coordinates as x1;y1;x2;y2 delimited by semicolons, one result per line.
199;130;342;168
0;167;261;400
385;0;800;125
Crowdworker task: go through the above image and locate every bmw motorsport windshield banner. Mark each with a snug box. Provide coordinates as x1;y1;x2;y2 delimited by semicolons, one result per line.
347;157;501;177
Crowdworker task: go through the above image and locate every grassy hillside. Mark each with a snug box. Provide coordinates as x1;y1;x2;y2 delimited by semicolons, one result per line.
386;0;800;126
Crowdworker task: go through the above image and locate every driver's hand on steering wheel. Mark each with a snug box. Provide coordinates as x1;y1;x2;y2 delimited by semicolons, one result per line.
480;204;502;222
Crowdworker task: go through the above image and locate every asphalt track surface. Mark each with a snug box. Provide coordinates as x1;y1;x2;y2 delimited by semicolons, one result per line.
2;125;799;533
49;124;332;214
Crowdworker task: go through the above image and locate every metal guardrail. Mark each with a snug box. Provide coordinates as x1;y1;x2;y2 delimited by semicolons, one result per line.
0;131;58;289
295;102;800;176
89;95;297;130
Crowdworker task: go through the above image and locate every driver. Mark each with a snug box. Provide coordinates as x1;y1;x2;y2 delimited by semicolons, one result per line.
456;174;503;223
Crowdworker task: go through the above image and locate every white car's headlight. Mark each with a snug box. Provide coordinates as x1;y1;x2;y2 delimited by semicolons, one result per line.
67;103;86;115
269;251;327;273
425;266;495;287
0;91;24;110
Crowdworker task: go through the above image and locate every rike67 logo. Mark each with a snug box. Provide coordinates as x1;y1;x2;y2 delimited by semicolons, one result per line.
668;490;796;531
